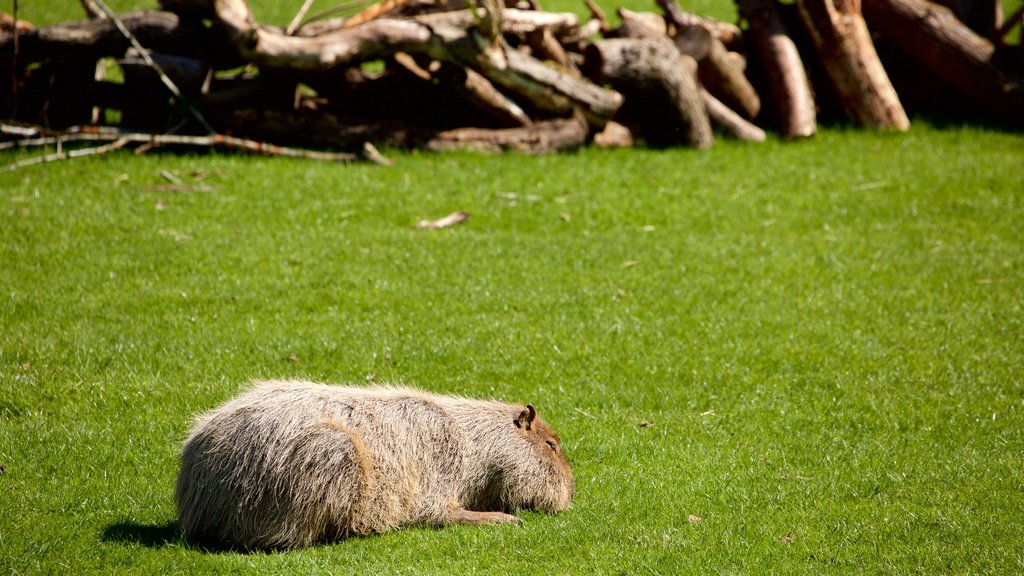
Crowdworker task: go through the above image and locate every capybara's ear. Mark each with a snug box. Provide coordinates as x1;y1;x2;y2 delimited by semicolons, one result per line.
514;405;536;430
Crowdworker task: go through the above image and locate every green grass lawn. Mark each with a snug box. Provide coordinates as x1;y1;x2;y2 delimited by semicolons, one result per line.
5;0;1024;572
2;125;1023;573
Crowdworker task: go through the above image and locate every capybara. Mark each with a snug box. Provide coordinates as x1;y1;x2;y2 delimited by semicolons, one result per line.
175;380;575;549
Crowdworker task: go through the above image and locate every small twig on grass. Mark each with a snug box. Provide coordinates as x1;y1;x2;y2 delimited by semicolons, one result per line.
417;211;469;229
1;130;372;171
361;141;393;166
159;169;183;184
1;137;134;172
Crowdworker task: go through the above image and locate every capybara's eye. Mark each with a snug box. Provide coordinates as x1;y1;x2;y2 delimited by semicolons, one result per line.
546;439;558;453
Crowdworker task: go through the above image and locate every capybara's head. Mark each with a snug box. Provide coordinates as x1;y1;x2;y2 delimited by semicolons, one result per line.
506;404;575;513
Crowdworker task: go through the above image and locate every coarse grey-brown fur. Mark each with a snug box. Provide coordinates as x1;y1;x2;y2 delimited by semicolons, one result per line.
175;380;575;549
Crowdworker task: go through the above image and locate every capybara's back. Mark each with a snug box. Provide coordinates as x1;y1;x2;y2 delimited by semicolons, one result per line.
175;380;574;549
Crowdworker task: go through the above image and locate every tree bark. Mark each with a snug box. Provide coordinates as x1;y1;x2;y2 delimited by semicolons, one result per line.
207;0;621;122
426;115;588;153
796;0;909;130
411;8;580;38
701;88;766;141
653;1;760;118
863;0;1024;125
438;64;532;127
584;37;713;148
738;0;816;138
0;10;218;62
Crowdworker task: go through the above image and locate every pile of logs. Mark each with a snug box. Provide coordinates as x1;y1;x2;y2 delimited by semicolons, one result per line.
1;0;1022;157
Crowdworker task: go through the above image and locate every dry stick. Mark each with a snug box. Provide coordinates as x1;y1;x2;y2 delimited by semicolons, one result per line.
583;0;609;31
1;131;369;172
89;0;215;134
0;132;120;150
342;0;413;29
79;0;107;19
133;117;190;154
297;0;370;30
287;0;317;35
700;88;766;142
1;137;133;172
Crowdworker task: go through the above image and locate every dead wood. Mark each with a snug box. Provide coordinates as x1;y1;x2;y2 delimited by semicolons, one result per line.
207;0;620;123
0;128;373;172
216;108;435;149
411;9;580;37
863;0;1024;125
701;88;766;141
449;29;622;122
592;120;634;148
418;211;469;228
0;10;217;62
796;0;909;130
583;0;609;33
652;0;742;49
525;27;580;73
584;37;713;148
653;1;758;118
426;115;587;153
439;64;532;127
738;0;816;138
343;0;414;29
5;0;1020;159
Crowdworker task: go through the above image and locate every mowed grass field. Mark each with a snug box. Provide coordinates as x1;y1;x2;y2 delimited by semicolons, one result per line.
4;0;1024;573
3;126;1023;574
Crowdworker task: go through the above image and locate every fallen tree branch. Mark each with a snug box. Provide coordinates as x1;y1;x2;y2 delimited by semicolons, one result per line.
796;0;909;130
864;0;1024;126
0;10;215;61
1;136;132;171
701;88;766;141
0;128;382;171
738;0;816;138
652;1;758;118
426;115;588;153
584;37;713;148
206;0;621;123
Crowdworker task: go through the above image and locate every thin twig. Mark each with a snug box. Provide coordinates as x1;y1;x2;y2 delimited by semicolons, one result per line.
89;0;215;134
298;0;371;30
287;0;317;34
1;137;133;172
342;0;412;29
79;0;107;19
583;0;608;31
0;132;116;150
1;129;370;171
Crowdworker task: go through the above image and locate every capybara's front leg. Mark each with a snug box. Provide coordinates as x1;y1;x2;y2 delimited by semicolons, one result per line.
445;507;523;526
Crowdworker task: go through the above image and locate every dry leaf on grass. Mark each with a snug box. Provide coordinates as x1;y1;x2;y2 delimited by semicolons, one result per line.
418;211;469;229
